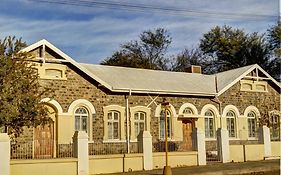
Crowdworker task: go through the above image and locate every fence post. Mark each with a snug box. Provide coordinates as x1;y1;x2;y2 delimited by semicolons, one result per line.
192;128;206;165
73;131;89;175
0;133;10;175
217;128;230;163
141;131;153;170
258;125;271;158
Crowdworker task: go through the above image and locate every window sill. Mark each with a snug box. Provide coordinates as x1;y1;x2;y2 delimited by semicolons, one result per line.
103;140;127;143
229;138;240;140
205;138;216;141
158;139;176;142
247;138;258;141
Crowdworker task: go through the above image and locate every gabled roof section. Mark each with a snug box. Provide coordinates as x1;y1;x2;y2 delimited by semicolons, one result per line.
21;39;280;96
20;39;113;90
81;64;217;96
216;64;281;96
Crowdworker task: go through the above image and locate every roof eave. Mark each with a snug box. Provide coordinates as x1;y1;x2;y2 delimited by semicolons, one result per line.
112;87;216;97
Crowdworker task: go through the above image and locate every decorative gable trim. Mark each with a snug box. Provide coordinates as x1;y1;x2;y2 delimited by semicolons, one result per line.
20;39;113;91
217;64;281;96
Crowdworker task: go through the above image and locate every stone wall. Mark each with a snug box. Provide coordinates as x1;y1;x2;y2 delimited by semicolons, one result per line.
19;58;280;153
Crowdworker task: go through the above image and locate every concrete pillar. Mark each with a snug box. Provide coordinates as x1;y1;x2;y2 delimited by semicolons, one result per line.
217;128;230;163
73;131;89;175
258;126;271;158
141;131;153;170
0;133;10;175
192;128;206;165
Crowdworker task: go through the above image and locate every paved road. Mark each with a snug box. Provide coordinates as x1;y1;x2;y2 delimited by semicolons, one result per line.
107;159;280;175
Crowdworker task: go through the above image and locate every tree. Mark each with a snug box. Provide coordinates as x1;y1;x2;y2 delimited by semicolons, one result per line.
0;36;50;136
266;22;281;81
171;48;206;72
267;22;281;57
199;25;275;76
101;28;172;70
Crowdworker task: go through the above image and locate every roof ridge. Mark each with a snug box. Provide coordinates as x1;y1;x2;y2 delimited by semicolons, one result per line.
80;63;213;77
214;64;256;75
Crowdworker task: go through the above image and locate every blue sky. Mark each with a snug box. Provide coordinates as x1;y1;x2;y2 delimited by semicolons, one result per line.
0;0;279;64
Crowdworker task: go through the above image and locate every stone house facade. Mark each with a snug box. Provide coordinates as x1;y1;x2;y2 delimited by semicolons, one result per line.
18;39;280;157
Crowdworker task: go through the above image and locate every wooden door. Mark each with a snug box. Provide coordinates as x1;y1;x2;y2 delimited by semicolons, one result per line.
182;120;193;151
34;122;54;158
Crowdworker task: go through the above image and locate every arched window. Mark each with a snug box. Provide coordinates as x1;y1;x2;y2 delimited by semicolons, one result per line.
160;109;172;139
75;107;88;132
247;111;257;138
226;111;236;138
134;111;146;137
271;114;280;140
108;111;120;140
183;107;193;115
205;110;215;138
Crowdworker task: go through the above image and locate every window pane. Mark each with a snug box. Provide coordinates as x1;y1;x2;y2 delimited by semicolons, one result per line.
140;113;145;120
82;116;87;132
160;117;165;139
75;116;80;131
114;112;119;120
183;108;193;114
113;122;119;139
135;122;139;137
134;113;138;120
108;112;112;120
108;122;113;139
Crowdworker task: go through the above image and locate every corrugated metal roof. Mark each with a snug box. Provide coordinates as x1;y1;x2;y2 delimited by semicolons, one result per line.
215;64;255;92
81;64;217;95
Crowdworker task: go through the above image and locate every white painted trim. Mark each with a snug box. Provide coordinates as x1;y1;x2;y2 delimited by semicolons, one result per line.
244;106;261;117
68;99;96;114
200;104;220;117
68;99;96;141
102;140;127;143
41;98;63;114
218;64;281;96
155;104;177;118
222;105;240;139
222;105;240;117
21;39;113;91
178;103;198;115
103;105;126;141
130;106;151;140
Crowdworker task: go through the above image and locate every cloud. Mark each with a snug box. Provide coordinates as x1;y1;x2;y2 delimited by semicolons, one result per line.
0;0;278;64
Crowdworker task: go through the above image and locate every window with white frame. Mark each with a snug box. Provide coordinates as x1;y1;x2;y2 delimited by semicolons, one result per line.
160;109;172;139
183;107;193;115
247;111;257;138
134;111;146;137
226;111;236;138
75;107;88;132
205;110;215;138
271;114;280;140
108;110;120;140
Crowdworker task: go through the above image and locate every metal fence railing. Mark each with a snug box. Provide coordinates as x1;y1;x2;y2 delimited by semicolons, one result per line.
10;140;73;159
153;141;179;152
89;142;125;155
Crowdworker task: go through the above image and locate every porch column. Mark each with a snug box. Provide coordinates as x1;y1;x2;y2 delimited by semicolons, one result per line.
258;126;271;158
73;131;89;175
217;128;230;163
192;128;206;165
0;133;10;175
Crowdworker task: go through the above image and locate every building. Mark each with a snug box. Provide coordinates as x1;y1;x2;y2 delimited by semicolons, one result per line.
17;39;280;160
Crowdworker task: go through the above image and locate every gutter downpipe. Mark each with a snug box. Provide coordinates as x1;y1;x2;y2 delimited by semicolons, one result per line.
214;75;223;128
126;89;132;153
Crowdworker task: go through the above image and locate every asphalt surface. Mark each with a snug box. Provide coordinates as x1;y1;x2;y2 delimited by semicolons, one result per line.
106;159;280;175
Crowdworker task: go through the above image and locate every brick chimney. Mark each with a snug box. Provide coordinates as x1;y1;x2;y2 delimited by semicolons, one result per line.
186;65;202;74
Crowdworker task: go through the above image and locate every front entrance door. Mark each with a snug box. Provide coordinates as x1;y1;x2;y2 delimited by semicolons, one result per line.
182;120;194;151
34;122;54;158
